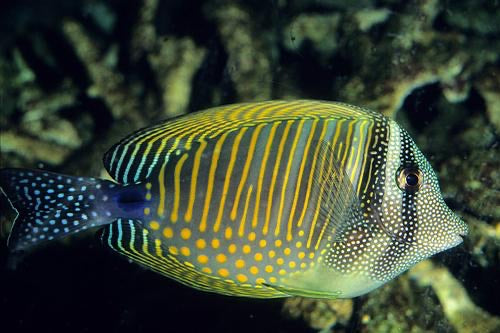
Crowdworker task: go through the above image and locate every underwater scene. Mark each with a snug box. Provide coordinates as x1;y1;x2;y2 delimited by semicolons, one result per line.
0;0;498;332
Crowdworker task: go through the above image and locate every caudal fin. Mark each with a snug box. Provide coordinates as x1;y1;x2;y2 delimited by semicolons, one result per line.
0;168;121;251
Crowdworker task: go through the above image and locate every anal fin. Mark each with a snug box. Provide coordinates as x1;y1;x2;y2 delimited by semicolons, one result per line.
101;219;284;298
262;282;341;299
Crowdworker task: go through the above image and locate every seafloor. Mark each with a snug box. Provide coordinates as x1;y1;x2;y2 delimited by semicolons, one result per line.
0;1;498;332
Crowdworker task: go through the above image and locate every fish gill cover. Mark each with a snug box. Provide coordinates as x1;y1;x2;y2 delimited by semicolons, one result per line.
0;0;498;333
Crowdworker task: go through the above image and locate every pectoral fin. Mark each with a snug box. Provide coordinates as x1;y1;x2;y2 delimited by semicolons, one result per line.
311;140;364;246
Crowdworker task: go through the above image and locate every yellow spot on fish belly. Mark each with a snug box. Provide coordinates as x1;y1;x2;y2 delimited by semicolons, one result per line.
168;246;178;255
275;240;282;247
248;232;256;241
180;247;190;256
298;230;305;237
254;253;263;261
197;255;209;264
300;262;307;269
144;207;151;215
256;277;265;284
269;277;277;283
211;238;220;249
236;274;248;283
202;267;212;274
284;248;291;256
277;258;284;265
180;228;191;240
235;259;245;268
309;253;315;259
145;193;152;201
279;269;286;276
228;244;237;254
145;182;152;190
298;251;305;259
196;239;206;249
163;227;173;239
149;221;160;230
289;261;296;269
295;241;302;248
243;245;251;254
250;266;259;275
265;265;273;273
268;250;276;258
259;239;267;248
216;253;227;263
218;268;230;278
225;227;232;240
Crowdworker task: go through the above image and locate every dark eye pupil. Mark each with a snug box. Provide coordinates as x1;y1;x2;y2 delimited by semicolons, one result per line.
406;173;419;186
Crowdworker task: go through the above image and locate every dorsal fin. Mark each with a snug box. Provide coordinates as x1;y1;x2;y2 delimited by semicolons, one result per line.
103;100;376;184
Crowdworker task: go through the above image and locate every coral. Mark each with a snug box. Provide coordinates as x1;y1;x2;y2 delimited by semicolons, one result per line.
207;1;272;101
464;215;500;269
410;260;500;333
475;65;500;132
283;13;341;57
441;0;500;35
358;266;455;332
62;20;139;120
148;38;206;117
283;297;353;331
335;0;499;116
441;148;499;220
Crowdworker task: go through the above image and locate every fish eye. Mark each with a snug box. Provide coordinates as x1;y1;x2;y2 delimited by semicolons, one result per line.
397;167;423;193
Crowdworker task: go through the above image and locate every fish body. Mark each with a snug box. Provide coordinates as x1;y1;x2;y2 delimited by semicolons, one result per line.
0;100;467;298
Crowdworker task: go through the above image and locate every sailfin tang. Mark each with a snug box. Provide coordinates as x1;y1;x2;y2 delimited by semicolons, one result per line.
0;168;122;251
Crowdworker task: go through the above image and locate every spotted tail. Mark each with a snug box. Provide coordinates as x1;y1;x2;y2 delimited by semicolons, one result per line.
0;168;146;251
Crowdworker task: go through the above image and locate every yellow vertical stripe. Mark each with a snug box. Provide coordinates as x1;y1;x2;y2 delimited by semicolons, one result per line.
340;121;354;168
357;121;373;195
297;120;329;227
185;140;207;222
313;149;336;250
306;134;331;249
230;124;265;221
363;157;375;194
238;185;253;237
350;121;366;183
214;128;247;232
171;153;189;223
252;121;281;230
330;119;345;153
286;119;318;241
274;120;303;236
263;120;293;235
157;162;167;217
200;132;229;232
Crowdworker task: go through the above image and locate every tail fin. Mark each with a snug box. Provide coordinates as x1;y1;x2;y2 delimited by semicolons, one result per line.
0;168;123;251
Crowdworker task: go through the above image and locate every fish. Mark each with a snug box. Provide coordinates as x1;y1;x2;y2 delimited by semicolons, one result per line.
0;100;468;299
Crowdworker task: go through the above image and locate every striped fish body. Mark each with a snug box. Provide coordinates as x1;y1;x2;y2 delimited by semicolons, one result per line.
0;100;468;299
102;100;389;298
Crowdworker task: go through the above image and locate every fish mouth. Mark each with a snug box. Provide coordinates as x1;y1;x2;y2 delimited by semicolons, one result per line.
450;233;464;247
